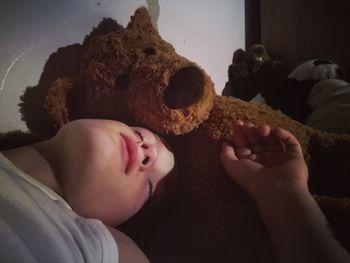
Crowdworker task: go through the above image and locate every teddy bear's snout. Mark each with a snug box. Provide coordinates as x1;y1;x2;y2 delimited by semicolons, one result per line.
164;66;204;109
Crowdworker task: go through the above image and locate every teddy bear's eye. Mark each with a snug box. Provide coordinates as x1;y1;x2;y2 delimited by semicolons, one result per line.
164;66;204;109
143;47;156;56
134;130;143;141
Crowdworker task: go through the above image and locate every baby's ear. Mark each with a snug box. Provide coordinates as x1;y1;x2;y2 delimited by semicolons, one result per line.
127;7;157;35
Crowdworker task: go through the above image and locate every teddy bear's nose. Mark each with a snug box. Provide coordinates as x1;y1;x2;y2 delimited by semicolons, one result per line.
164;66;204;109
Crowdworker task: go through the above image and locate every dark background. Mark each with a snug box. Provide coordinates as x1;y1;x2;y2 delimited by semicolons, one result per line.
245;0;350;78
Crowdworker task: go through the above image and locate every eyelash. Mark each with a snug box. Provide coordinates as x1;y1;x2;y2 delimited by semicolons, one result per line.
134;130;143;141
148;180;153;200
134;129;153;200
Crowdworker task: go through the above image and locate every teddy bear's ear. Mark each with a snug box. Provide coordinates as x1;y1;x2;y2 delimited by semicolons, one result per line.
126;7;157;35
121;7;216;135
45;78;75;129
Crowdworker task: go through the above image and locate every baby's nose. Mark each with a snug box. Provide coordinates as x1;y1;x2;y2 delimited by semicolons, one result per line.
139;141;157;170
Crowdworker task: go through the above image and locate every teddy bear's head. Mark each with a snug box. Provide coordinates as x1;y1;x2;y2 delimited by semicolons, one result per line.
46;7;215;135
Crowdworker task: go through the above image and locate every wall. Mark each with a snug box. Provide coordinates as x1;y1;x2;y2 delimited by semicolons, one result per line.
260;0;350;74
0;0;245;132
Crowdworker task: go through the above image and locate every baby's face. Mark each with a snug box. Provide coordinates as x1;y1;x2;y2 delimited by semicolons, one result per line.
53;119;174;225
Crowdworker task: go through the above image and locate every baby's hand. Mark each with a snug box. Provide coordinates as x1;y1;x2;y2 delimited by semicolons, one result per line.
220;120;309;202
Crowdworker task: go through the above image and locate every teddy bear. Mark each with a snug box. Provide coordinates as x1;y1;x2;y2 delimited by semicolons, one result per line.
222;46;318;124
7;7;350;263
223;47;348;127
222;44;285;101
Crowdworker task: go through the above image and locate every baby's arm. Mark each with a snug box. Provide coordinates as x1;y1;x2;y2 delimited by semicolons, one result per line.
106;226;150;263
256;182;349;263
220;121;350;263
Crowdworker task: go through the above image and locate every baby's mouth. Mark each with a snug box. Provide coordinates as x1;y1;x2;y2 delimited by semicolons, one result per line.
120;133;139;174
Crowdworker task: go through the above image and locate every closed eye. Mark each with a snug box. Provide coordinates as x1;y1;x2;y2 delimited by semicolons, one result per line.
134;130;143;141
148;180;153;200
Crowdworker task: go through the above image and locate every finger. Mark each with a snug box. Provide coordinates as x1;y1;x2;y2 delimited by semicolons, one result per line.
220;145;261;186
256;124;284;152
246;153;258;161
220;142;238;164
272;128;303;155
257;124;271;137
233;121;250;149
234;119;244;126
234;122;263;156
263;131;285;153
241;124;266;154
220;142;257;165
266;141;285;152
236;147;252;157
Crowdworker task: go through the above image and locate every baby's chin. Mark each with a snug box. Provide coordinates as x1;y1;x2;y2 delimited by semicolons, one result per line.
129;165;178;218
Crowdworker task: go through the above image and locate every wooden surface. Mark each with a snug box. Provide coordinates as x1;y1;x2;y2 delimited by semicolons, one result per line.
245;0;261;47
256;0;350;76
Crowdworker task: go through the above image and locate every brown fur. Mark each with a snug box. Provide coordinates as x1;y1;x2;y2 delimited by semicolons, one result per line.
5;7;349;262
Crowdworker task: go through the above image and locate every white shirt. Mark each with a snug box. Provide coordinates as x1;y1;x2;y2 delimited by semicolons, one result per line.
0;153;118;263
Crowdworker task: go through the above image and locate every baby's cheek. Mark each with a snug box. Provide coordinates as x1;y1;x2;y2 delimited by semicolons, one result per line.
123;179;150;216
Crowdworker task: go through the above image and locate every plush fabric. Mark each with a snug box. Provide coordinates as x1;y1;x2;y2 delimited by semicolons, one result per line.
4;7;350;262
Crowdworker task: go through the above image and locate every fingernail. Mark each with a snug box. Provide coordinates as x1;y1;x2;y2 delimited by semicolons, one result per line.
234;120;244;126
246;121;254;127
